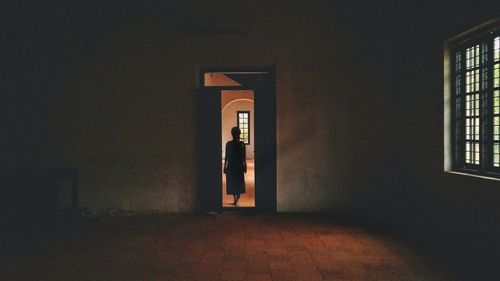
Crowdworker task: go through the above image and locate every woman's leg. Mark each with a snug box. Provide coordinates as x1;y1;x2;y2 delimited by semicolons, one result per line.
235;193;240;206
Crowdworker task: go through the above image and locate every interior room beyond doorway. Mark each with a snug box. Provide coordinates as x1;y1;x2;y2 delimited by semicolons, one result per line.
221;90;255;208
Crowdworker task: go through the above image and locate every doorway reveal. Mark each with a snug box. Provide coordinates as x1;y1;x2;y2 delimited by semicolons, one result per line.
198;67;276;212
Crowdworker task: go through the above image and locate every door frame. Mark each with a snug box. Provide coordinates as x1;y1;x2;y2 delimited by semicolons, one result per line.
197;66;277;212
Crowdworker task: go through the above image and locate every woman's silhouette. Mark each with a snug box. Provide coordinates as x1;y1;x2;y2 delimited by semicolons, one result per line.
224;127;247;206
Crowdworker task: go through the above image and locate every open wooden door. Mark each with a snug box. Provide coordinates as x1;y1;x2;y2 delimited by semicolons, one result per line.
254;70;277;211
197;87;222;212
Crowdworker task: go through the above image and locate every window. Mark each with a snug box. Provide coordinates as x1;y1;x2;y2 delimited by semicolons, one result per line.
450;21;500;177
237;111;250;144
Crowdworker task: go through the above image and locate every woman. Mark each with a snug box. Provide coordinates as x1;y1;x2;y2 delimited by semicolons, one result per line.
223;127;247;206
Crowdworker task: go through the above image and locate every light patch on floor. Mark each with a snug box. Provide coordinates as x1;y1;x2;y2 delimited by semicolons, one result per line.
0;213;453;280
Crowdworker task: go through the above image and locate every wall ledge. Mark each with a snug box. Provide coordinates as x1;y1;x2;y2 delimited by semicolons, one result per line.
444;171;500;182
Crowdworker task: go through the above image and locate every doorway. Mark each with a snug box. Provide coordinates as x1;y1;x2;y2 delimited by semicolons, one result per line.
221;91;255;207
197;68;276;212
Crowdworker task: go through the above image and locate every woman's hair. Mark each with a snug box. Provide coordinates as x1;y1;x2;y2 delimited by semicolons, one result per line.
231;127;241;139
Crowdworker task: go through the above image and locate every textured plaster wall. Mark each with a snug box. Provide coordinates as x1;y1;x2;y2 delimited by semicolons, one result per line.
1;1;398;214
221;90;252;110
221;96;254;160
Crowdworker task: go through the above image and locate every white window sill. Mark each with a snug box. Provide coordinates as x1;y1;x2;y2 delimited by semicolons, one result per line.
444;170;500;182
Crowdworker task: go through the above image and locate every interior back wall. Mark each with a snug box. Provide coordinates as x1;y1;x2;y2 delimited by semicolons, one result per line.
1;1;397;214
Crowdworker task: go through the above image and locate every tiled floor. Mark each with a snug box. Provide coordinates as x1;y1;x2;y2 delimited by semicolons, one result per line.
1;213;452;281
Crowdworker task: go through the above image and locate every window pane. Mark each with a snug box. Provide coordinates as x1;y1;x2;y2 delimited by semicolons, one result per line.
454;38;500;169
494;36;499;62
475;143;480;164
494;90;499;114
237;112;250;144
494;143;500;167
494;63;499;88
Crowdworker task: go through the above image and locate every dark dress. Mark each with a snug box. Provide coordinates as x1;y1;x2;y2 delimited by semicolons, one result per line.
225;140;246;195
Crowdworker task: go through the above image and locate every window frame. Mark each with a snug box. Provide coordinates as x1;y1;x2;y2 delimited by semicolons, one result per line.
237;110;250;145
448;19;500;178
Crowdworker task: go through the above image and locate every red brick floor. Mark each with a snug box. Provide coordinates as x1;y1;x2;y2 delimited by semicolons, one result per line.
1;213;452;281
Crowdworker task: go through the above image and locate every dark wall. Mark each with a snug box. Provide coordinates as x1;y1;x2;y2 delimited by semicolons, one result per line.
380;1;500;280
0;1;396;213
